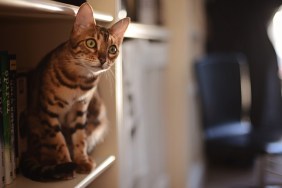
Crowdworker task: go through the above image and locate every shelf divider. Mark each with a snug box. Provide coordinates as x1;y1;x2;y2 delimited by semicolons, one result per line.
6;155;115;188
0;0;113;21
125;22;169;41
75;155;116;188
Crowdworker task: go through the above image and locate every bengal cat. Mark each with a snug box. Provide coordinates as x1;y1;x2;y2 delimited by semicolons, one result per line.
20;3;130;181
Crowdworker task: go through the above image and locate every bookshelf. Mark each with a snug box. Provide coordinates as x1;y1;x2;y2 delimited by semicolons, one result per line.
0;0;169;187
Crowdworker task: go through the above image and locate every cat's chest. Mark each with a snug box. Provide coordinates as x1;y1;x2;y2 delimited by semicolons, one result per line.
56;86;96;122
58;86;96;104
45;67;98;104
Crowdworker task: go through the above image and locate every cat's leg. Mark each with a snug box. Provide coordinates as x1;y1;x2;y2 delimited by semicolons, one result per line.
69;100;95;173
21;113;75;180
38;113;72;164
35;91;73;165
85;93;109;153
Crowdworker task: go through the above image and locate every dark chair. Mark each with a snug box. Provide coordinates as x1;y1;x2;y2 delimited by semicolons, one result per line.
195;53;282;186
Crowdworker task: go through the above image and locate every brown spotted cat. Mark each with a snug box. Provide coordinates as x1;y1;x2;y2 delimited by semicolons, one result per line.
20;3;130;181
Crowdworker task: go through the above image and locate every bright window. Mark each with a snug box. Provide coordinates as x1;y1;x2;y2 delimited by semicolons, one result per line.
269;7;282;74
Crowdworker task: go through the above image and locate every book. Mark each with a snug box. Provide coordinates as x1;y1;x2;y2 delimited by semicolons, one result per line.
16;71;27;173
9;55;17;181
0;51;13;185
0;145;3;188
0;62;4;188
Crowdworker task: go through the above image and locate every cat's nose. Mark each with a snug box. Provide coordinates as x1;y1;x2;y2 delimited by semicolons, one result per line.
99;56;106;65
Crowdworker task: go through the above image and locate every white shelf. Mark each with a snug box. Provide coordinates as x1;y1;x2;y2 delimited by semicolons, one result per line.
0;0;113;21
125;22;169;41
6;155;115;188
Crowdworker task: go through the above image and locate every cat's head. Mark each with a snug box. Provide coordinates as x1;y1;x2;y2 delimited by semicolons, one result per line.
69;3;130;75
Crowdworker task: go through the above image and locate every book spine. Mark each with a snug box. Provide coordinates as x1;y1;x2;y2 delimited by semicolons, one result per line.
9;55;17;181
0;51;13;185
0;63;4;188
16;72;27;173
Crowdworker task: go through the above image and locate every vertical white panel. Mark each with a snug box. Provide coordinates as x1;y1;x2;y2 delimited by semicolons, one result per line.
120;40;169;188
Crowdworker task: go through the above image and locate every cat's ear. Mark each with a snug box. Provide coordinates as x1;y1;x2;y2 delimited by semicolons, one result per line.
109;18;130;41
73;3;96;32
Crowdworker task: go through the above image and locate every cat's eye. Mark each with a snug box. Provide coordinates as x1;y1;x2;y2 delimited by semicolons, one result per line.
108;45;118;54
86;39;96;48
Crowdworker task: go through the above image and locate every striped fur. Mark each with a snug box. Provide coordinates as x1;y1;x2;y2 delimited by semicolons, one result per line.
20;3;130;181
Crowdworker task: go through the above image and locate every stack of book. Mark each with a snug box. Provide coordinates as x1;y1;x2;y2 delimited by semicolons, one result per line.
0;51;27;187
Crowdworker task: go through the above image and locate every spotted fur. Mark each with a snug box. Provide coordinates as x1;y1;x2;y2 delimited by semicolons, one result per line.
20;3;130;181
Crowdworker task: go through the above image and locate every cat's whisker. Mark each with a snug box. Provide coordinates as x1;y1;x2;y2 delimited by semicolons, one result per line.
103;69;114;81
109;68;115;80
100;70;115;98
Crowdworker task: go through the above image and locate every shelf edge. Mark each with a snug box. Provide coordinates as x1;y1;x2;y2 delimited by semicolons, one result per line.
125;23;169;41
0;0;113;22
74;155;116;188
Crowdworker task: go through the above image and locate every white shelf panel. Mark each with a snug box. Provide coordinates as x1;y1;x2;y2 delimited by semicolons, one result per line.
6;155;115;188
0;0;113;21
125;23;169;41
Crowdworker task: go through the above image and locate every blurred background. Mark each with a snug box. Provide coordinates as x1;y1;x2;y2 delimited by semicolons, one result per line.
109;0;282;187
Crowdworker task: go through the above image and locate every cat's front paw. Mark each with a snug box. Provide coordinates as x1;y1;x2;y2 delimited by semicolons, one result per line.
52;162;76;180
75;157;96;174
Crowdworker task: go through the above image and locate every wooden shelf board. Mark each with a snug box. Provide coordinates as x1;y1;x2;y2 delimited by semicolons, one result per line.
125;22;169;41
0;0;113;21
6;155;115;188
